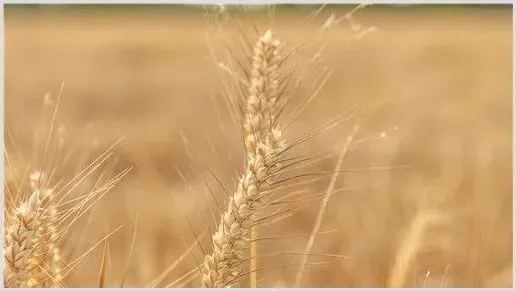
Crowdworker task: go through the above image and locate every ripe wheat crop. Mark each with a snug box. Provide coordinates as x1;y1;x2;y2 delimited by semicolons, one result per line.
4;4;512;288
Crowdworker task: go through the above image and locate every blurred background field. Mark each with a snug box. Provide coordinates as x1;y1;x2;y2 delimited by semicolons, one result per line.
4;4;513;287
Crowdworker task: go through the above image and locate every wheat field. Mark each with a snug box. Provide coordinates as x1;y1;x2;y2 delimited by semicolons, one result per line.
4;4;513;288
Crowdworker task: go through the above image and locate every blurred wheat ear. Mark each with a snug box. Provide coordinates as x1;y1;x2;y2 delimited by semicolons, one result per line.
3;86;131;288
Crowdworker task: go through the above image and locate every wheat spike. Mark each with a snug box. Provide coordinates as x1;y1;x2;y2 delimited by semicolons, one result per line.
244;29;283;288
201;29;285;288
243;29;282;150
4;187;61;287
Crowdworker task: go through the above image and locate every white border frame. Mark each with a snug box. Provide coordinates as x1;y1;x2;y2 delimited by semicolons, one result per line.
3;1;516;4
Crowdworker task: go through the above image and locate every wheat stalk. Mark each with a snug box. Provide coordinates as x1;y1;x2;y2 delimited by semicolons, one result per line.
387;210;445;288
201;29;285;288
294;123;359;287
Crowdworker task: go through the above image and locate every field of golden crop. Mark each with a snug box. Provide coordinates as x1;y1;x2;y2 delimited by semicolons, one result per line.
4;5;512;288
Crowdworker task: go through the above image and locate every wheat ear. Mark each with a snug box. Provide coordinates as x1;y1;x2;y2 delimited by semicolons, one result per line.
245;29;282;288
201;29;285;288
4;187;61;288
